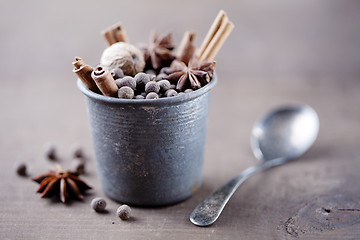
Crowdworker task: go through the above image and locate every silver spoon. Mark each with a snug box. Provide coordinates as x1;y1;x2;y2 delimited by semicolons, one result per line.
190;104;319;226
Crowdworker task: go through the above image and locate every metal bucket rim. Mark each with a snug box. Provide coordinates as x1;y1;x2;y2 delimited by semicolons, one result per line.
77;73;217;106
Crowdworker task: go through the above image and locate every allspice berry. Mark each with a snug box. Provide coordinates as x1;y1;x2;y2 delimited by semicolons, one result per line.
116;205;131;220
135;95;145;99
71;144;84;158
146;92;159;99
155;73;168;81
157;80;171;93
110;68;124;79
118;86;134;99
145;81;160;94
91;197;107;212
134;72;151;90
165;89;178;97
16;162;27;176
43;143;56;160
115;76;136;90
71;157;85;175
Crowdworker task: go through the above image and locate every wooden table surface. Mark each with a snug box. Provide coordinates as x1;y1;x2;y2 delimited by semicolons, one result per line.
1;1;360;239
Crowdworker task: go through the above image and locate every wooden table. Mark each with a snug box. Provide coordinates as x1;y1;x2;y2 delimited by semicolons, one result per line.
1;1;360;239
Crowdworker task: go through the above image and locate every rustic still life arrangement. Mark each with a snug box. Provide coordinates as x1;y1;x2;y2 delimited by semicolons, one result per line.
15;9;322;228
16;10;234;222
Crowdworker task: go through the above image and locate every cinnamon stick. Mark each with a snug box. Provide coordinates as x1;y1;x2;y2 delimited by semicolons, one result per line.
176;31;197;65
197;10;226;58
73;57;99;92
197;10;234;61
91;66;118;97
102;23;129;46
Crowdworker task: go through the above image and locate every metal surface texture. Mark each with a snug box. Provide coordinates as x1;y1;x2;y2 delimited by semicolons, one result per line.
78;76;217;206
190;105;319;226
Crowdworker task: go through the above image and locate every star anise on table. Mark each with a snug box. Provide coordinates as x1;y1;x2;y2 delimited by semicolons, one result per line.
32;165;91;203
141;32;175;70
166;57;216;91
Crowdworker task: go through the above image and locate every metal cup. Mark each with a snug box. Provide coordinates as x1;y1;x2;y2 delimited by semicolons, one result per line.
77;75;217;206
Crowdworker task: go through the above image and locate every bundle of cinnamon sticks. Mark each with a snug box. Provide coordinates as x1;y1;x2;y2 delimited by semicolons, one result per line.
73;10;234;99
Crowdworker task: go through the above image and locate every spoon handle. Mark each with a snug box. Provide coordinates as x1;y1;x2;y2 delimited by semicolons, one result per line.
190;158;286;226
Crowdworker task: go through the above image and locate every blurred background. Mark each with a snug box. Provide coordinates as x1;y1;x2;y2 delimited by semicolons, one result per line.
1;0;360;80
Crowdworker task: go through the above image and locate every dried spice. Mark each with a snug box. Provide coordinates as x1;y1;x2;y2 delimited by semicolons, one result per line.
16;162;27;176
43;142;56;160
74;10;234;99
100;42;145;76
32;165;91;203
166;57;216;91
91;197;107;212
142;32;175;70
116;205;131;220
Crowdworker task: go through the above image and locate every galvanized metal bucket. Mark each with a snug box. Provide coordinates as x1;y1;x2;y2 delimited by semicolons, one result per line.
77;75;217;206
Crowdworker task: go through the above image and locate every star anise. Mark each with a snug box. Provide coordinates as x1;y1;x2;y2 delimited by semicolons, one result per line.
141;32;175;70
166;57;216;91
32;165;91;203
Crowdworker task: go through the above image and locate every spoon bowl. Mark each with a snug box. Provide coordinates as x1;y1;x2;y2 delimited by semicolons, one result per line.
190;104;319;226
251;105;319;162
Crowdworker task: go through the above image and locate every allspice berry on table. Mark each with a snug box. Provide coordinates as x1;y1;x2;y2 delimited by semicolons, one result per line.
43;143;56;160
71;144;84;158
16;162;27;176
145;81;160;94
118;86;135;99
91;197;107;212
116;205;131;220
115;76;136;90
71;157;85;175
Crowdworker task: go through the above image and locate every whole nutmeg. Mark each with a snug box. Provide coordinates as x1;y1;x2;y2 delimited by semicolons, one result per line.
116;205;131;220
91;197;107;212
146;92;159;99
100;42;145;76
145;81;160;94
115;76;136;90
118;86;134;99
